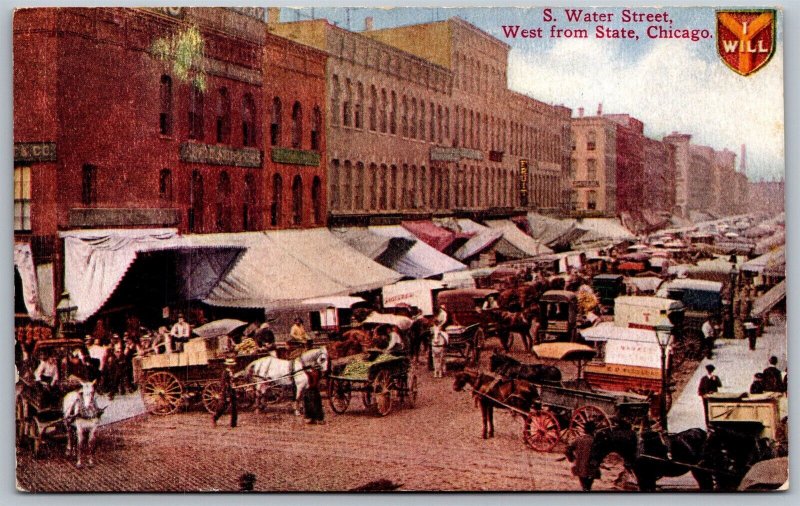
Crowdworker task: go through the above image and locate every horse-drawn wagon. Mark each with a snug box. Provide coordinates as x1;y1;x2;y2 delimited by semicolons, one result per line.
328;350;418;417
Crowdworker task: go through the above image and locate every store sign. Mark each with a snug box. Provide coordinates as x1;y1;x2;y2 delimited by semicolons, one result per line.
14;142;56;163
271;147;321;167
573;180;600;188
604;339;668;370
519;158;529;207
180;142;262;168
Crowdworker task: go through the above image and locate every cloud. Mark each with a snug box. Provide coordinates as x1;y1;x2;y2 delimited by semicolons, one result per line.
508;38;784;181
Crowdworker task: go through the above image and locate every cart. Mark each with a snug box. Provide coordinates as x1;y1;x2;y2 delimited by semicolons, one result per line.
327;350;418;417
521;342;651;452
442;323;485;366
16;376;86;458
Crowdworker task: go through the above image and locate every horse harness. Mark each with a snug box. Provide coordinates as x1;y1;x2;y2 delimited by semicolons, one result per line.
474;373;530;410
68;392;101;420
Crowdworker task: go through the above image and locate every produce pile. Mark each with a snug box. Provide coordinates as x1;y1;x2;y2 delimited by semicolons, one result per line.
235;337;258;355
340;353;399;379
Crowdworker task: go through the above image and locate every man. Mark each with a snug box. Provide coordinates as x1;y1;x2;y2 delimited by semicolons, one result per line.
34;353;60;405
289;317;310;345
701;319;716;359
698;364;722;397
303;367;325;425
212;357;238;428
88;337;108;391
566;420;599;491
430;326;449;379
169;314;192;352
481;295;499;311
254;321;277;351
434;304;448;328
749;373;766;394
384;325;404;354
762;356;784;392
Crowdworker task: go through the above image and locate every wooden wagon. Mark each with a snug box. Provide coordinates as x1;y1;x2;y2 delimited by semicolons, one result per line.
704;391;787;442
327;350;418;417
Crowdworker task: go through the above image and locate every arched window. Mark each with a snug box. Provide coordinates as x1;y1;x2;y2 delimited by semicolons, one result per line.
390;165;398;209
270;97;282;146
216;87;231;143
390;91;397;135
420;101;426;141
291;101;303;149
159;169;172;201
355;82;364;129
343;79;352;127
270;173;283;226
369;163;378;210
379;164;388;209
82;164;97;205
311;106;322;151
312;176;323;225
188;86;204;140
216;171;232;232
410;98;417;139
401;164;409;208
587;130;597;151
409;165;418;208
243;173;257;231
189;170;204;232
291;175;303;225
329;160;340;211
14;166;31;232
401;95;408;138
444;107;450;141
342;161;352;210
331;75;341;127
159;75;172;135
368;85;377;131
429;102;436;142
354;162;365;210
587;190;597;210
419;166;427;209
380;89;388;133
242;93;256;146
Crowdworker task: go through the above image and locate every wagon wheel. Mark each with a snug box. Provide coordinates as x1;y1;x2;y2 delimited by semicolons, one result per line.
472;328;485;364
233;378;256;411
30;419;44;459
201;381;224;414
328;378;352;414
141;371;183;415
406;375;418;408
372;370;393;416
523;410;561;452
361;390;373;409
564;405;611;445
16;395;27;442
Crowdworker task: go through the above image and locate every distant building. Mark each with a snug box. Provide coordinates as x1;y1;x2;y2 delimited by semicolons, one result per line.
749;180;785;214
569;113;617;216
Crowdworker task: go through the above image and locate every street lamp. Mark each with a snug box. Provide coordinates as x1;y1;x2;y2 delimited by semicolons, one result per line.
654;323;674;431
56;291;77;337
727;263;738;339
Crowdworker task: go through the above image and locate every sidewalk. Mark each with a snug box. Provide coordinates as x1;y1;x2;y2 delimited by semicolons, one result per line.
668;312;787;433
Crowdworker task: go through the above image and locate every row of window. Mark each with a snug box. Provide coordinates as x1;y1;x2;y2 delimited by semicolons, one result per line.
531;173;562;209
571;130;598;151
160;75;257;147
570;190;599;211
452;52;505;97
328;160;520;212
269;98;322;151
268;173;324;227
568;158;598;181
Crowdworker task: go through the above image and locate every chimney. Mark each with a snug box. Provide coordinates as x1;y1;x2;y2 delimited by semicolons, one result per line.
740;144;747;174
578;107;584;118
267;7;280;26
364;16;374;31
597;102;603;116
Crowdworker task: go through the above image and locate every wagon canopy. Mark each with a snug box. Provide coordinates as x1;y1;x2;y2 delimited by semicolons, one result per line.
361;312;414;330
738;457;788;491
192;319;248;339
532;342;596;361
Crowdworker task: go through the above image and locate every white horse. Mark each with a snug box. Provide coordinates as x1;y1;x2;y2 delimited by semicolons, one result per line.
62;379;105;468
240;347;328;416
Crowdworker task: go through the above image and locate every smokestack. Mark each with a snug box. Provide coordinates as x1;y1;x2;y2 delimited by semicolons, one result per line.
267;7;280;26
578;107;584;118
597;103;603;116
740;144;747;174
364;16;374;31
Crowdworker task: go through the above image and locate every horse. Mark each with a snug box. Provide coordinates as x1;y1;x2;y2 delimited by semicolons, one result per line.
240;347;328;416
489;353;562;384
62;379;105;468
700;426;777;491
484;309;536;353
587;425;714;491
453;369;539;439
408;316;436;364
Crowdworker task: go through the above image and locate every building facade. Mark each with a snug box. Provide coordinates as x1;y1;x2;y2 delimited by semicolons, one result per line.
269;15;572;225
569;115;617;216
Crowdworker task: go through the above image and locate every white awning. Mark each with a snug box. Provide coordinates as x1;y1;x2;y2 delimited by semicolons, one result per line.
485;220;553;258
741;246;785;275
581;322;658;343
369;225;466;278
751;280;786;317
13;243;52;322
301;296;365;309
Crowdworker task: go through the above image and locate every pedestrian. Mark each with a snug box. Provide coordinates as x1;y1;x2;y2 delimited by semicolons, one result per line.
566;420;600;491
701;318;715;359
434;304;449;328
762;356;784;392
88;337;109;393
212;357;238;428
384;325;404;353
698;364;722;397
169;314;192;352
749;373;766;394
430;325;449;378
303;367;325;425
745;320;758;351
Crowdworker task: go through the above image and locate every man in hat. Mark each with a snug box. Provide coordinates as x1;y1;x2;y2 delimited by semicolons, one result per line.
254;320;277;352
762;356;784;392
698;364;722;397
749;373;766;394
289;317;310;346
212;357;238;428
565;420;599;491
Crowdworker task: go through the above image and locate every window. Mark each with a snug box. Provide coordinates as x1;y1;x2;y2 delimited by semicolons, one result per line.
331;75;341;127
354;162;365;209
270;173;283;226
291;175;303;225
343;79;352;127
390;165;398;209
14;166;31;231
270;97;282;146
243;174;257;231
216;171;232;232
189;170;204;232
587;159;597;180
410;98;417;139
312;176;323;225
291;101;303;149
368;85;377;131
242;93;256;146
159;169;173;200
159;75;172;135
379;164;388;209
419;102;426;141
390;91;397;134
587;190;597;210
188;86;204;140
429;102;436;142
311;106;322;151
380;89;388;133
401;95;408;138
215;88;231;143
444;107;450;141
341;161;352;210
355;82;364;129
587;130;596;151
82;164;97;206
369;163;378;210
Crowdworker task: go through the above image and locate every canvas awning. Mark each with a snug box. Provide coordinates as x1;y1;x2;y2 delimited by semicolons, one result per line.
402;220;470;253
61;228;245;322
526;212;588;249
485;220;553;258
369;225;466;278
434;218;502;261
741;246;785;276
13;243;53;322
203;229;402;309
751;280;786;318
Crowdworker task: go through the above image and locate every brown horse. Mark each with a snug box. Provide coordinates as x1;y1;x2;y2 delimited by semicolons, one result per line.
408;316;437;364
453;369;539;439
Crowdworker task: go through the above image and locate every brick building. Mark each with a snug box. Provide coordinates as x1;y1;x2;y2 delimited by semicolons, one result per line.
269;14;571;225
569;113;617;216
14;7;326;318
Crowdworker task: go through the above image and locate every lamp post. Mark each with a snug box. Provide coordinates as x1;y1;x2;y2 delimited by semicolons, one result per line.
727;263;738;338
655;323;674;431
56;291;77;338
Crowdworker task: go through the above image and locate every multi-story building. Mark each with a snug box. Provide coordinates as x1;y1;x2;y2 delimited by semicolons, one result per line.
712;149;737;216
13;7;326;318
748;180;785;214
269;14;572;225
642;136;676;216
569;113;617;216
605;114;645;216
663;132;693;218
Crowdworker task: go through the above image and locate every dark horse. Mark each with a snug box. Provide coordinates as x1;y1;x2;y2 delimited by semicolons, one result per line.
489;353;562;384
408;317;436;364
484;309;537;353
588;426;714;491
453;369;538;439
700;426;777;491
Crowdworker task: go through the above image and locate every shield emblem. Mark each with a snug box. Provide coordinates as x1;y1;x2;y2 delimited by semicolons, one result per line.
717;10;777;76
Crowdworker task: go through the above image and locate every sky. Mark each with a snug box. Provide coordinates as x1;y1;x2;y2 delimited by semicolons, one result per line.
284;7;785;182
